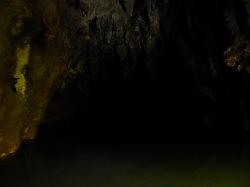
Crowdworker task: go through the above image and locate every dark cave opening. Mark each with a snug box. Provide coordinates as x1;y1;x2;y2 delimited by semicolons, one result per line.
34;0;250;147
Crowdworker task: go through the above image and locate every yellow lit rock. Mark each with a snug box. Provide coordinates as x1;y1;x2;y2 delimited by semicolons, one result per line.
14;40;30;96
224;47;238;68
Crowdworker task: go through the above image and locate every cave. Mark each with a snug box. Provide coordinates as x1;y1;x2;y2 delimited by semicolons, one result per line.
2;0;250;186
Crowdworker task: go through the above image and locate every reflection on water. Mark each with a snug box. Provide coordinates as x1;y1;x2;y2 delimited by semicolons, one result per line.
1;138;250;187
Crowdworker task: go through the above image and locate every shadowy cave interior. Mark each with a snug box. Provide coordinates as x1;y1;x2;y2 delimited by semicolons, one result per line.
2;0;250;186
39;0;250;140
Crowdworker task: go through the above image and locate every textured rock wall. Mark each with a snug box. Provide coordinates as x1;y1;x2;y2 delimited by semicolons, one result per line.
2;0;250;159
0;0;67;159
0;0;165;159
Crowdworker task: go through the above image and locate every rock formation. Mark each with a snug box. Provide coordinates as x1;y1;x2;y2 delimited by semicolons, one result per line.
1;0;250;159
0;0;164;159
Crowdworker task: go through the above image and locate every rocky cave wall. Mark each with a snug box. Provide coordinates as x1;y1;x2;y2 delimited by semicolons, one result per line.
1;0;250;159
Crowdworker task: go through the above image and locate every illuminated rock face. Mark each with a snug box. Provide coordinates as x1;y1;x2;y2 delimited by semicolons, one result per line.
0;0;163;159
0;0;67;159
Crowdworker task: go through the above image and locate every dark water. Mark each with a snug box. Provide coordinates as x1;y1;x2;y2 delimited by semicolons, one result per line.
1;137;250;187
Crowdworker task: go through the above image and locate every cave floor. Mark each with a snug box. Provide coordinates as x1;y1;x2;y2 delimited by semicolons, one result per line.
1;138;250;187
